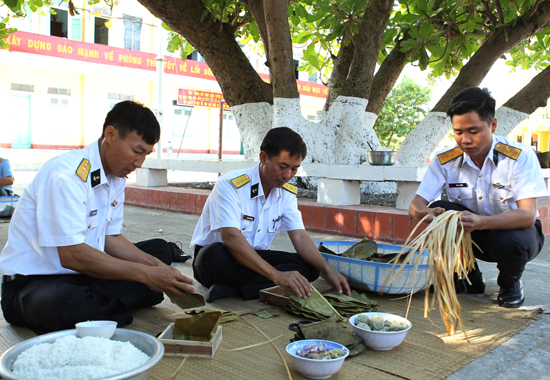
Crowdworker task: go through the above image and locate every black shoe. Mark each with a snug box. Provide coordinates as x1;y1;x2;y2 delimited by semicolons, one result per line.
455;274;486;294
498;279;524;308
168;241;191;263
205;284;240;303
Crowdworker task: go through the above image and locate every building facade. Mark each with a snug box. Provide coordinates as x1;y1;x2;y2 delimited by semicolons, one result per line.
1;0;327;155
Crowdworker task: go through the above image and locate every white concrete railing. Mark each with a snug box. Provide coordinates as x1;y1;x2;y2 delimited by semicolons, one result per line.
138;158;428;210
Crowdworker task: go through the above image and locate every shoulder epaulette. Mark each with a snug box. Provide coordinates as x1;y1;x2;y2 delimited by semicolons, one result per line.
230;174;250;189
282;183;297;195
495;143;521;160
0;158;3;163
437;147;463;165
75;158;91;182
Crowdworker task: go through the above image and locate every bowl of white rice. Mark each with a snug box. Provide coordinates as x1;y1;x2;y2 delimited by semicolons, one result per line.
0;328;164;380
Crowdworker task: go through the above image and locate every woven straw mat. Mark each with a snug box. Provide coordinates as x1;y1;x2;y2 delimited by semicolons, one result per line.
0;261;542;380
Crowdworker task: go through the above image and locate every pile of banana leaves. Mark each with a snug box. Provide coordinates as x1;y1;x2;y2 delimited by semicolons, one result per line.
285;286;377;322
319;238;405;263
291;320;366;356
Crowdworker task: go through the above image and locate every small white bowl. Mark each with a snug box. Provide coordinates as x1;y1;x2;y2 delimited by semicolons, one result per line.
349;312;411;351
75;320;117;339
286;339;349;379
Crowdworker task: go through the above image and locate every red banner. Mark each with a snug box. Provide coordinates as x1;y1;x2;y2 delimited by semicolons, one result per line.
5;31;328;98
177;89;230;109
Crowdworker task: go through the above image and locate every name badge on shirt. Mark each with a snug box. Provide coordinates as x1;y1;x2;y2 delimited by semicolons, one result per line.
449;183;468;188
89;210;98;216
243;215;255;221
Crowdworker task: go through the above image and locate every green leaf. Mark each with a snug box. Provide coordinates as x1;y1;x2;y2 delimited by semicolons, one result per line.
161;22;172;31
4;0;19;11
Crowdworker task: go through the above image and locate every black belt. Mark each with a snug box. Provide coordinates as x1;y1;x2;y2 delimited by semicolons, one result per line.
2;275;17;284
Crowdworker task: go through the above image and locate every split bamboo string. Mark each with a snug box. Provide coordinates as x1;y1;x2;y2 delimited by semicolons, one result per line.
383;210;478;337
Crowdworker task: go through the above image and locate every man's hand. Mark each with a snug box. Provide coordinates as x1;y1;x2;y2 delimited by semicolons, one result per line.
324;268;351;296
425;206;445;223
273;270;312;299
144;265;195;296
459;211;484;233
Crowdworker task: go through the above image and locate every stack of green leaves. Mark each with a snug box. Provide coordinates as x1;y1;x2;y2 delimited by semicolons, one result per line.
319;238;378;260
285;286;378;321
185;307;239;323
285;286;345;322
291;320;366;356
323;290;378;317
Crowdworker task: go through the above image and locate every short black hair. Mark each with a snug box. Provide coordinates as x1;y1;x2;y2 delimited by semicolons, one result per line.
447;87;496;124
260;127;307;159
102;101;160;145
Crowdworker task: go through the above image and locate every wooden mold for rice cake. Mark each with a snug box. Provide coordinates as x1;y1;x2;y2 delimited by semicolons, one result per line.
259;285;293;308
158;323;222;359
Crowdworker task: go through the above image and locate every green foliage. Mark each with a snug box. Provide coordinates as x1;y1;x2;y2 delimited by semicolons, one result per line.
373;76;432;150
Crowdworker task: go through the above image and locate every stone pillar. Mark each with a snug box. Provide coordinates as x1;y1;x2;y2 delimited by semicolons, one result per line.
395;181;420;210
136;168;167;187
317;178;360;206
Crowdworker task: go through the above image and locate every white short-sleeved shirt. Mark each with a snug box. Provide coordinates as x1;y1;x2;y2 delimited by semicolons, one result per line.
0;140;125;276
191;164;305;250
417;135;547;216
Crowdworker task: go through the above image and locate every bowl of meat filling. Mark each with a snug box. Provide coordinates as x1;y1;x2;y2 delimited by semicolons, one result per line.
286;339;349;379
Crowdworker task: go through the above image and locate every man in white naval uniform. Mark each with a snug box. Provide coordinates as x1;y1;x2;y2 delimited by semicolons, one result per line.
192;127;350;302
0;101;195;332
409;87;546;308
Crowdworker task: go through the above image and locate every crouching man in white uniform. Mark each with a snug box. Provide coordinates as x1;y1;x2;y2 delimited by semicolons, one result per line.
191;127;350;302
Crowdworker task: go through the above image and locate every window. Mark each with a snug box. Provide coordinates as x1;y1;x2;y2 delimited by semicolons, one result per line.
47;87;71;95
50;8;68;38
11;83;34;92
173;107;193;137
187;51;206;62
123;14;141;51
294;59;299;79
223;113;234;121
517;136;523;144
94;17;109;45
108;93;133;100
50;7;82;41
308;72;318;83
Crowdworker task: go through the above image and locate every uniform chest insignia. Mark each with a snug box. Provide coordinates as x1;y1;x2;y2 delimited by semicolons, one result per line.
282;183;297;195
492;183;505;189
230;174;251;189
437;147;463;165
251;183;259;198
91;169;101;188
495;143;521;160
111;200;118;207
76;159;91;182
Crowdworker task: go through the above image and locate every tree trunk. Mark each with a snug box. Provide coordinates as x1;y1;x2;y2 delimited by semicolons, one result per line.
366;38;412;115
137;0;273;107
324;42;354;111
496;65;550;136
263;0;299;98
398;0;550;167
431;1;550;112
340;0;393;99
245;0;272;77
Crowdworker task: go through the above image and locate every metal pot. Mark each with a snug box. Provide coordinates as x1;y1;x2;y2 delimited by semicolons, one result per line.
367;151;397;166
0;328;164;380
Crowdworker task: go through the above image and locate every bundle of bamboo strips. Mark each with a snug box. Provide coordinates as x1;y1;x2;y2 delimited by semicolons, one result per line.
383;210;478;336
